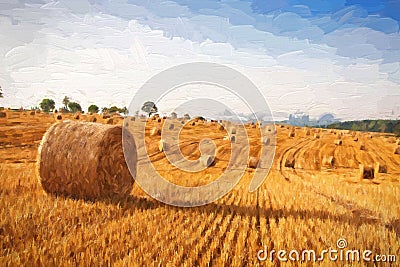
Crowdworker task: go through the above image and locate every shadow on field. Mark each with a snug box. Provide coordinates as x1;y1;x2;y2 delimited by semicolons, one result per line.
95;194;400;238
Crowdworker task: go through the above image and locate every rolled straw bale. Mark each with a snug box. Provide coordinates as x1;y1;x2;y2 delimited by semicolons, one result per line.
218;124;225;131
191;122;195;126
106;118;114;125
200;154;214;168
359;164;374;179
353;137;358;142
397;140;400;146
168;123;175;130
305;129;311;136
248;157;259;169
375;162;387;174
284;157;295;168
262;137;270;145
231;127;236;135
322;156;334;168
37;120;136;199
130;117;136;122
334;139;343;146
0;112;6;118
288;131;295;138
314;134;320;139
89;116;97;123
360;143;366;150
56;114;62;120
150;127;161;136
230;136;236;143
29;111;35;116
157;118;162;123
74;113;80;120
394;147;400;155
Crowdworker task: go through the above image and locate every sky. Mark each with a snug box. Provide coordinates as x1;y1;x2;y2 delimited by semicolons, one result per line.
0;0;399;120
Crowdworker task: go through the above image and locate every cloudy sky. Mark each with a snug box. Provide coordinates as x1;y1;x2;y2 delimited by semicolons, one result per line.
0;0;399;120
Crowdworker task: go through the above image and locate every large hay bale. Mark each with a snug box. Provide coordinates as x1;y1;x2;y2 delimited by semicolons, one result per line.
231;127;236;135
322;156;334;168
314;133;320;139
353;137;359;142
150;127;161;136
56;114;62;120
394;147;400;155
0;112;6;118
248;157;259;169
359;164;374;179
334;139;343;145
397;140;400;146
305;129;311;136
375;162;387;174
200;154;214;168
360;143;366;150
230;136;236;143
168;124;174;130
284;157;295;168
37;120;136;199
74;113;80;120
288;131;295;138
218;125;225;131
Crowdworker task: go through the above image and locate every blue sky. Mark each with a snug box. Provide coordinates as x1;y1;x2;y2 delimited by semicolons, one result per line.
0;0;399;120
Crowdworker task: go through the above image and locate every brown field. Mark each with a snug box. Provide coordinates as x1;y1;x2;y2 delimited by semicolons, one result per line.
1;110;399;266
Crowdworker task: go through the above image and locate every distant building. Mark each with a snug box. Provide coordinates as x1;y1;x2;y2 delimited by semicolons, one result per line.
288;111;310;126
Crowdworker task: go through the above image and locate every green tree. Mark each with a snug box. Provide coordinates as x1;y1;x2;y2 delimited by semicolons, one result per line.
141;101;158;117
39;98;55;112
183;113;190;120
68;102;82;113
62;96;70;109
170;112;177;119
88;104;99;114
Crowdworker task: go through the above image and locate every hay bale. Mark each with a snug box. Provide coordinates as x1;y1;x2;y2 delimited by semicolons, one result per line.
375;162;387;174
56;114;62;120
314;134;320;139
37;120;135;199
74;113;80;120
262;137;270;145
157;118;162;123
334;139;343;145
353;137;358;142
322;156;334;168
394;147;400;155
29;111;35;116
397;140;400;146
89;116;97;123
231;127;236;135
158;139;169;152
288;131;295;138
200;154;214;168
191;122;195;126
305;129;311;136
248;157;259;169
360;143;366;150
106;118;114;124
150;127;161;136
168;124;175;130
230;136;235;143
130;117;136;122
359;164;374;179
284;157;295;168
0;112;6;118
218;125;225;131
102;114;110;119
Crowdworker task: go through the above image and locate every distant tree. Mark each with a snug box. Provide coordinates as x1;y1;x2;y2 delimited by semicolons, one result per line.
120;106;128;115
0;85;3;98
88;104;99;114
39;98;55;112
62;96;70;109
141;101;158;117
102;107;109;113
170;112;177;119
183;113;190;120
68;101;82;113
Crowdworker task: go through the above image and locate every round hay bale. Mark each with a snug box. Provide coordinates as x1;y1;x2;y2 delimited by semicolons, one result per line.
168;124;175;130
284;157;295;168
0;112;6;118
29;111;35;116
305;129;311;136
106;118;114;125
360;143;366;150
102;114;110;119
288;131;295;138
394;147;400;155
314;134;320;139
200;154;214;168
262;137;270;145
130;117;136;122
334;139;343;145
191;122;195;126
230;136;236;143
150;127;161;136
359;164;374;180
89;116;97;123
218;125;225;131
231;127;236;135
56;114;62;120
353;137;359;142
396;140;400;146
74;113;80;120
157;118;162;123
322;156;334;168
37;120;136;199
158;139;169;152
248;157;259;169
375;162;387;174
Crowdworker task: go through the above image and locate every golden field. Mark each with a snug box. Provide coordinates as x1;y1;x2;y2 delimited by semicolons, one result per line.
0;110;399;266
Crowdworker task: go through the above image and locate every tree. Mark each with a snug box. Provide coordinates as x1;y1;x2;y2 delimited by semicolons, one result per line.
68;101;82;113
170;112;177;119
141;101;158;117
62;96;70;109
39;98;55;112
0;85;3;98
88;104;99;114
183;113;190;120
